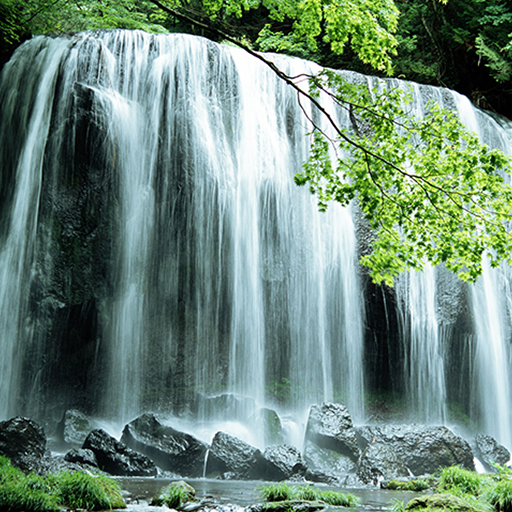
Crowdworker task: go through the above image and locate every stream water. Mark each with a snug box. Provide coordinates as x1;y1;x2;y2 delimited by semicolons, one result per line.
117;478;418;512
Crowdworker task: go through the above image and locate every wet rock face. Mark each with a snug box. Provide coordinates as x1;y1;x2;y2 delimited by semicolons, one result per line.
262;445;307;481
64;448;98;467
0;416;46;461
357;442;409;485
121;413;208;477
82;428;157;476
301;402;360;482
474;433;510;472
205;431;268;480
304;402;360;461
357;424;475;475
57;409;93;447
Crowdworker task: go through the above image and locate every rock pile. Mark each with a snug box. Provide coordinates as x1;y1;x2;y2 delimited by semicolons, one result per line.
0;401;506;485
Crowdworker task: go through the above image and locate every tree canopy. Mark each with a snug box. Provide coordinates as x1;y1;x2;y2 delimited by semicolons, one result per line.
1;0;512;285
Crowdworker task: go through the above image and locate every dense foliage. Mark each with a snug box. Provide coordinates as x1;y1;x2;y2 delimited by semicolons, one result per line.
1;0;512;284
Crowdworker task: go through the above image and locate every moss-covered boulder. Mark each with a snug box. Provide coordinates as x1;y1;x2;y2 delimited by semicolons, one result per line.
405;493;486;512
150;480;196;508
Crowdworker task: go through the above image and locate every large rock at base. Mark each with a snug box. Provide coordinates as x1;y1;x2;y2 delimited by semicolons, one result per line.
357;442;409;485
357;425;474;475
249;408;284;447
302;440;357;482
262;445;307;480
301;403;360;482
304;403;360;462
64;448;98;468
82;429;157;476
474;433;510;472
0;417;46;461
57;410;93;447
205;431;268;479
121;413;208;477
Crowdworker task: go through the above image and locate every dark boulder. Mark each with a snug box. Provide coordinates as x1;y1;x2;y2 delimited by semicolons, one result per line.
64;448;98;467
302;441;357;482
474;433;510;472
302;403;360;482
357;441;409;485
304;403;360;461
249;408;284;447
57;409;93;447
121;413;208;477
0;416;46;461
356;425;474;475
205;431;268;479
82;429;157;476
262;445;307;480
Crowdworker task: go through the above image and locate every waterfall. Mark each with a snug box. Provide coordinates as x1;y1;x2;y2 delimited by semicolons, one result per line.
0;30;511;449
455;96;512;448
0;31;365;435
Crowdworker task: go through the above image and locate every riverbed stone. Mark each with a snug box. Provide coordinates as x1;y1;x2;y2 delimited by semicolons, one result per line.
121;413;208;477
356;424;475;475
474;433;510;472
83;428;157;476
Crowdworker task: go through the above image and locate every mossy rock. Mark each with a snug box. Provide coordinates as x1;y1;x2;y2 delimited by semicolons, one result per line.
405;493;486;512
151;480;196;508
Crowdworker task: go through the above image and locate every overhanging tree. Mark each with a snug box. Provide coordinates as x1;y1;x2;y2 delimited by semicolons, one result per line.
3;0;512;285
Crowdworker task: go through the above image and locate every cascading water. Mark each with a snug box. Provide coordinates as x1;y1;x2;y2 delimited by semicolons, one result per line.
0;31;365;443
0;29;512;450
455;96;512;449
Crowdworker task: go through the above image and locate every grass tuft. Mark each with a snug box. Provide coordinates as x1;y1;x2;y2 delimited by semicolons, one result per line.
437;466;482;496
0;455;126;511
58;470;125;510
259;483;360;508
